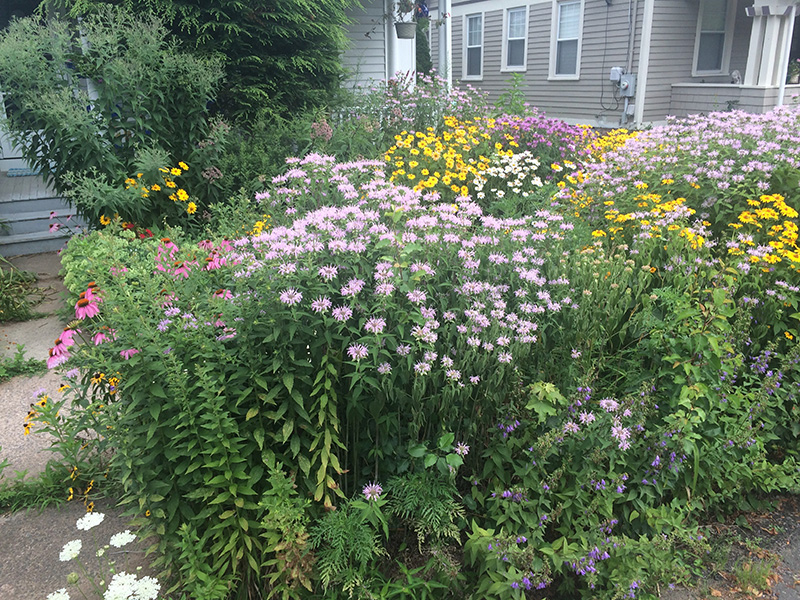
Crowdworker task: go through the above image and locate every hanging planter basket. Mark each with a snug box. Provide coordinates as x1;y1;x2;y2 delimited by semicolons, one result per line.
395;21;416;39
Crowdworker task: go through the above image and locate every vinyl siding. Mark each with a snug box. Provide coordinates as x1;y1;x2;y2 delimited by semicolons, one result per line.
342;1;387;87
647;0;750;122
452;1;644;125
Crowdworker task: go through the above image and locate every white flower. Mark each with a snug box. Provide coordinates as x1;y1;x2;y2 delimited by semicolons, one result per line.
59;539;82;562
136;576;161;600
47;589;71;600
96;547;105;557
104;572;139;600
109;530;137;548
103;572;161;600
76;511;105;531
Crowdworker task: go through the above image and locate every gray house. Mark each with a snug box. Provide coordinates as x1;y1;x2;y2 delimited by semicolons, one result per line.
345;0;800;128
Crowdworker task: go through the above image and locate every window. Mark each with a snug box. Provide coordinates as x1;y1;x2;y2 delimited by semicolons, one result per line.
503;7;528;71
550;0;582;78
694;0;733;74
464;13;483;79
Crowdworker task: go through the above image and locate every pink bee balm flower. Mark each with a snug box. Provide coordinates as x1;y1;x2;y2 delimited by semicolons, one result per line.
362;481;383;501
119;348;140;360
75;298;100;320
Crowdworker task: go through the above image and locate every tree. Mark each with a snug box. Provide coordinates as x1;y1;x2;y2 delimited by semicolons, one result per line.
47;0;362;121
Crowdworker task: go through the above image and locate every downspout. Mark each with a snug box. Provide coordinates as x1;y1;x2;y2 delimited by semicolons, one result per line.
626;0;638;74
633;0;654;127
777;5;797;106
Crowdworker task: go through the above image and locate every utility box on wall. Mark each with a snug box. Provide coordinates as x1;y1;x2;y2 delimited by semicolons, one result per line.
619;73;636;98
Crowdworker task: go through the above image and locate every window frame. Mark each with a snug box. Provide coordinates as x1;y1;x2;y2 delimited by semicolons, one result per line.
549;0;584;80
502;6;529;72
692;0;736;76
462;12;484;81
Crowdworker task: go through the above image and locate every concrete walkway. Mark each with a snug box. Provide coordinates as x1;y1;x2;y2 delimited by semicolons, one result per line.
0;253;153;600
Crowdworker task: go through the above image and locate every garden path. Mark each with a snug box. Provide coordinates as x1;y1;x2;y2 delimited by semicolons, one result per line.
0;253;152;600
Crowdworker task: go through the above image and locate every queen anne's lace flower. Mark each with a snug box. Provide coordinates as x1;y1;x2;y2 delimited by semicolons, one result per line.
76;511;105;531
59;539;82;562
109;529;137;548
47;589;71;600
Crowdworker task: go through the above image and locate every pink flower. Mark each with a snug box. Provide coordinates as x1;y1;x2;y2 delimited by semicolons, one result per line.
75;298;100;320
47;348;70;369
119;348;140;360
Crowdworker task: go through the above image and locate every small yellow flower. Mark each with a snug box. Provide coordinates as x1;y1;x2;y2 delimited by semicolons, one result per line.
785;331;794;340
178;161;189;171
591;230;607;237
170;167;182;177
99;215;111;226
176;189;189;202
187;202;197;215
165;179;177;189
151;183;161;192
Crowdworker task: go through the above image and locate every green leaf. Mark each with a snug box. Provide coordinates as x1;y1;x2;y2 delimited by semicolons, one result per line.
246;407;259;421
283;373;294;395
408;444;426;458
423;454;437;469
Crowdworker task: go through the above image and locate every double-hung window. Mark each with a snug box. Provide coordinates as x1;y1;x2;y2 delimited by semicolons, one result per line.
503;7;528;71
552;0;581;78
694;0;733;74
464;13;483;79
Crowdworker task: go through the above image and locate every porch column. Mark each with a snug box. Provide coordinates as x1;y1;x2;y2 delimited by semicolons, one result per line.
744;3;798;87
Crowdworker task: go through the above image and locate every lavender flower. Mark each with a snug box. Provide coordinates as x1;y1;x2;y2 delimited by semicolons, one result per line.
362;481;383;501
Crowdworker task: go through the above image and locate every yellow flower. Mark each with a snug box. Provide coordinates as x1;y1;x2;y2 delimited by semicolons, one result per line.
99;215;111;226
178;161;189;171
165;179;177;189
176;189;189;202
591;230;607;237
785;331;794;341
151;183;161;192
170;167;182;177
187;202;197;215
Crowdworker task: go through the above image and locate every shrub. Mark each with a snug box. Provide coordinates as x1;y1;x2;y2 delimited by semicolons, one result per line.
0;7;223;227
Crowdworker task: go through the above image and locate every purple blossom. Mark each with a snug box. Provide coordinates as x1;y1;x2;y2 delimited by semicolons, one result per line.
332;306;353;322
362;481;383;501
347;344;369;361
364;317;387;334
279;288;302;306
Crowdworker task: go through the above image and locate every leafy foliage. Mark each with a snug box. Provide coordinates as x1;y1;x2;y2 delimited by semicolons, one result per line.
0;7;223;227
48;0;361;121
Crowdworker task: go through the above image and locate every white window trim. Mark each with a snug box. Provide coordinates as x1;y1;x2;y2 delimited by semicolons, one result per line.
501;6;529;72
549;0;584;81
462;12;484;81
692;0;736;76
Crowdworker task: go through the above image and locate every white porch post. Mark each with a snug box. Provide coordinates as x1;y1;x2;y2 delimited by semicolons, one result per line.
438;0;452;88
744;3;798;87
385;0;416;80
385;0;399;79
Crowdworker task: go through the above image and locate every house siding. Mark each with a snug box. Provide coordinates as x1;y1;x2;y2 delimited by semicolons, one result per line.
645;0;750;123
342;1;387;86
450;1;644;125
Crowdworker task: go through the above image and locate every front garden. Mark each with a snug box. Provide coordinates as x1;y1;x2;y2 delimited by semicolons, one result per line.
4;11;799;600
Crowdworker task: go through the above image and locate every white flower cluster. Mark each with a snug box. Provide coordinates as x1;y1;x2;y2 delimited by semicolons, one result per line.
76;511;106;531
474;151;543;201
59;539;82;562
109;529;137;548
47;589;71;600
104;572;161;600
